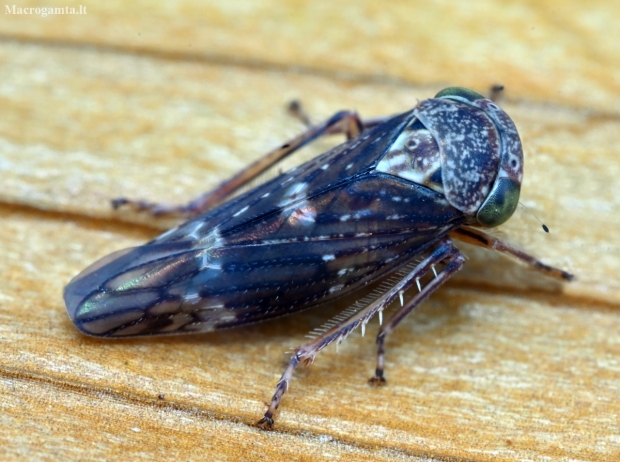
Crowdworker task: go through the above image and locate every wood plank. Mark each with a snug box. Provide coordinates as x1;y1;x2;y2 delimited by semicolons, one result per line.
0;0;618;111
0;1;618;460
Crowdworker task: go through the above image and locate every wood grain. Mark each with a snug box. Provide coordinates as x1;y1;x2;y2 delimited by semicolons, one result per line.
1;1;618;460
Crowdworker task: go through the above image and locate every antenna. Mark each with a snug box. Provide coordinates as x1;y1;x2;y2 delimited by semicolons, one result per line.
519;202;550;233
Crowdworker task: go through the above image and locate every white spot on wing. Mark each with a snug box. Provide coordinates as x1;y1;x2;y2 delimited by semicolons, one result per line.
153;225;180;242
278;182;308;207
184;292;201;304
200;257;222;270
186;221;205;240
233;205;249;217
197;228;222;248
322;254;335;261
218;315;237;323
283;200;316;226
195;229;224;269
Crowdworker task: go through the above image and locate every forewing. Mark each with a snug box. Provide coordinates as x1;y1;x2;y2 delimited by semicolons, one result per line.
64;241;223;336
66;176;464;337
153;109;416;245
65;111;466;337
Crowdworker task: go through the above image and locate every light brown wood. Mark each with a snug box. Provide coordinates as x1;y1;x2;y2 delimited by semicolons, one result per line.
1;1;618;460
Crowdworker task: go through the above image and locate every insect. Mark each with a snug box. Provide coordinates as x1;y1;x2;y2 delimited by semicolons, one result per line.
64;87;573;428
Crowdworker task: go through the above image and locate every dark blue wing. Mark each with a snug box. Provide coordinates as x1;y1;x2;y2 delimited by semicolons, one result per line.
65;112;466;337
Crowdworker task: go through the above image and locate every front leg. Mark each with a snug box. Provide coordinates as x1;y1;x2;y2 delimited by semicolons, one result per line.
451;227;574;282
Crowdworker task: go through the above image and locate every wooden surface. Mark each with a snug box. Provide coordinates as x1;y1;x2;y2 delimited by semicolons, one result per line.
1;1;619;460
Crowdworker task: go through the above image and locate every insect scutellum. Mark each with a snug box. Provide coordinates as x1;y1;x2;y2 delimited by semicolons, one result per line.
64;86;572;428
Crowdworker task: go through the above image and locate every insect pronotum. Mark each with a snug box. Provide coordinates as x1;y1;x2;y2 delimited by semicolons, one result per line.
64;87;573;428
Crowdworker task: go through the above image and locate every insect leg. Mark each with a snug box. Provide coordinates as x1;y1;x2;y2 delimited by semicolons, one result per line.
489;84;504;102
371;244;466;384
257;239;462;429
287;100;313;127
287;99;393;132
112;110;367;217
450;227;574;281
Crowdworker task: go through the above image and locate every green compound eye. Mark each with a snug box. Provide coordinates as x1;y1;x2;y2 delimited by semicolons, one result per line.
434;87;486;102
477;178;521;227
